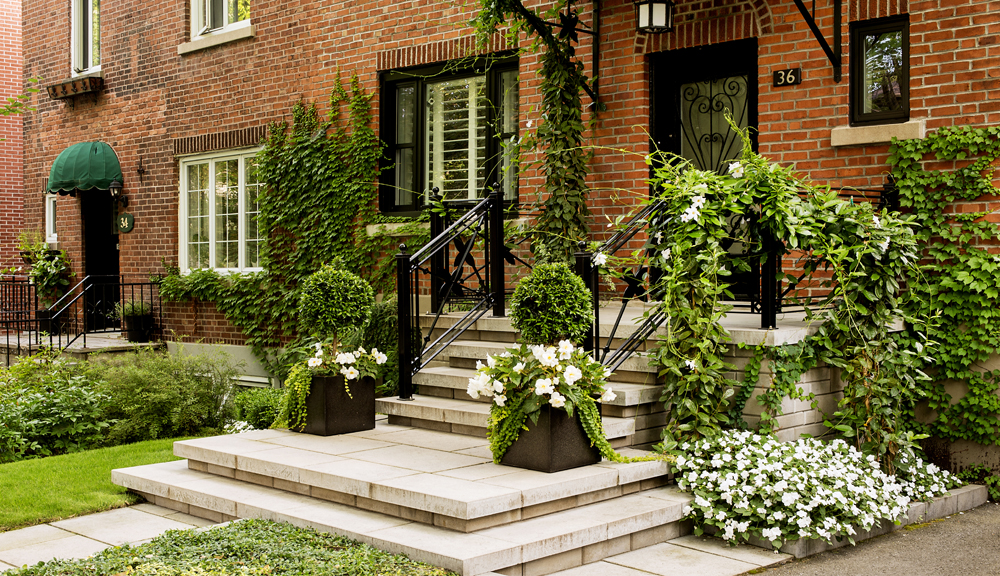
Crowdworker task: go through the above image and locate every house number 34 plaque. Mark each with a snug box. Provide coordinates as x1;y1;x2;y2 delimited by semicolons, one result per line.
117;213;134;233
773;68;802;87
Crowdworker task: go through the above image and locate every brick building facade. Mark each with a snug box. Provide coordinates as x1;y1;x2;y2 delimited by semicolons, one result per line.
1;0;23;269
18;0;1000;346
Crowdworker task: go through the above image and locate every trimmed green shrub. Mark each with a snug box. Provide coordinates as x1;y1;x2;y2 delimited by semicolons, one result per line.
83;349;240;444
233;387;284;430
298;264;375;340
509;263;593;345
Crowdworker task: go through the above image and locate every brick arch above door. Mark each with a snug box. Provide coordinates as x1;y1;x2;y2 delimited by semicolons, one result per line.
635;0;773;54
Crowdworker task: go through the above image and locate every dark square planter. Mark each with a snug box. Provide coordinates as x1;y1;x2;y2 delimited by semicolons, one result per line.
500;404;602;473
123;314;155;343
302;374;377;436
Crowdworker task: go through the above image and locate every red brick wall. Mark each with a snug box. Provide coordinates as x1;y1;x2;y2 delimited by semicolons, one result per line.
21;0;1000;334
1;0;23;270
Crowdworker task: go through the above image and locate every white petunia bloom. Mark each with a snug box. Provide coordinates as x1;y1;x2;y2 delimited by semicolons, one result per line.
336;352;357;365
593;252;608;266
728;161;744;178
513;362;525;373
535;378;555;396
661;248;672;260
494;394;507;407
307;357;323;368
685;359;697;370
372;349;388;365
600;387;617;403
549;391;566;408
341;366;360;380
558;340;575;360
563;365;583;385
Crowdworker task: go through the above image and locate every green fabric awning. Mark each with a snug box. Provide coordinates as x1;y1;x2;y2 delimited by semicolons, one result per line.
47;141;123;194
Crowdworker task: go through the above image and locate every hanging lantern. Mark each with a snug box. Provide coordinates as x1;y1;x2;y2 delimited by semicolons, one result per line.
635;0;675;33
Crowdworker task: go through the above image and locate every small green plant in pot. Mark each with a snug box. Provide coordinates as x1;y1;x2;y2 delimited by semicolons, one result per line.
273;264;386;435
20;231;73;332
474;263;668;472
112;300;155;343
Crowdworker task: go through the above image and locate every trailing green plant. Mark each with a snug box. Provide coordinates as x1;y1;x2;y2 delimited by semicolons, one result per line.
889;125;1000;446
19;231;72;308
509;262;593;345
474;0;593;264
639;123;927;472
82;348;240;444
232;387;285;430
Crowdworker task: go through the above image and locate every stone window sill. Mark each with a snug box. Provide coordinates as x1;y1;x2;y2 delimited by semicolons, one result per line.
830;119;926;147
178;24;255;55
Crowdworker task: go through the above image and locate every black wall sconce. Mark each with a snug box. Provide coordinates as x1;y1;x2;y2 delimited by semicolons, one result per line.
109;178;129;208
635;0;675;33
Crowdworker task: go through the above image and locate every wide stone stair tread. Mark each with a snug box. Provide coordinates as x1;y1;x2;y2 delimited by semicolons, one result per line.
443;339;658;374
113;459;694;576
414;365;663;407
375;395;636;439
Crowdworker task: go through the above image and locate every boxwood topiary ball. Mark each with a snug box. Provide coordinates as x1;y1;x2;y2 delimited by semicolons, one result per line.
510;262;594;345
299;264;375;338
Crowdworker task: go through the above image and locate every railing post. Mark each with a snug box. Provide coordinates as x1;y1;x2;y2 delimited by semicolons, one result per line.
761;232;779;329
489;186;505;317
428;189;444;313
574;242;597;355
396;244;415;401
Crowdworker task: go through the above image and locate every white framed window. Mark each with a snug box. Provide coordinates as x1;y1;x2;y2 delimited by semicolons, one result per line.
178;149;263;273
45;195;58;244
71;0;100;75
191;0;251;39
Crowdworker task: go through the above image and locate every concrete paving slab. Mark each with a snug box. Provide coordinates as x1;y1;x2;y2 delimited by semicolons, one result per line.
547;560;660;576
437;462;523;481
131;502;181;517
280;498;412;537
365;519;522;575
162;511;217;527
51;507;196;546
348;445;490;473
454;445;494;459
373;427;490;452
236;447;344;482
670;534;791;566
228;429;297;441
299;458;419;496
0;534;110;568
605;542;759;576
111;459;207;498
479;466;619;507
371;473;523;519
260;433;394;455
0;525;74;552
352;421;416;438
0;559;14;571
173;436;277;467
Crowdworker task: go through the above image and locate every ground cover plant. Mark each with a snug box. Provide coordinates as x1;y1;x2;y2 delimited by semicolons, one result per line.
0;437;186;532
5;519;453;576
675;431;960;549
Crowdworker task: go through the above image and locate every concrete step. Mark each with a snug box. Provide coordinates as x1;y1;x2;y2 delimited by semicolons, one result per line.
113;458;694;576
443;340;659;379
168;426;669;532
414;365;663;408
375;395;636;442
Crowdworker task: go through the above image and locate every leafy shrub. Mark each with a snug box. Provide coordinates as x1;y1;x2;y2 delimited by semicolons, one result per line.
342;297;400;396
509;263;593;345
83;349;240;444
233;387;284;430
956;464;1000;501
298;264;375;340
112;299;152;319
0;402;35;463
17;378;112;456
674;430;960;550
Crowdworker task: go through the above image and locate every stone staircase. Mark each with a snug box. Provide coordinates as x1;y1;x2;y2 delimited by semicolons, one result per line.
378;313;666;450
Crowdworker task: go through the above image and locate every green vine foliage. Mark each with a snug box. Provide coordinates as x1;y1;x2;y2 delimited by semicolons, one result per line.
474;0;592;264
645;127;927;472
890;126;1000;445
160;73;429;377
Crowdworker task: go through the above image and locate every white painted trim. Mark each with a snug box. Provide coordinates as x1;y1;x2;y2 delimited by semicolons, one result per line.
830;119;926;147
179;20;254;55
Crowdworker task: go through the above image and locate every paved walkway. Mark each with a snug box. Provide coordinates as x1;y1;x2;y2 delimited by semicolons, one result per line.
0;504;215;572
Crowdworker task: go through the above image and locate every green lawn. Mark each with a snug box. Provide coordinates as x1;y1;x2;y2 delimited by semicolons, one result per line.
0;437;189;532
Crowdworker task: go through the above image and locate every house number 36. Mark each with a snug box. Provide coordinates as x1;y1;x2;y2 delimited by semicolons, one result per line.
773;68;802;87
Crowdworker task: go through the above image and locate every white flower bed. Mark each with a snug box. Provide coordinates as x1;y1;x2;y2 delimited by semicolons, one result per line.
675;430;960;549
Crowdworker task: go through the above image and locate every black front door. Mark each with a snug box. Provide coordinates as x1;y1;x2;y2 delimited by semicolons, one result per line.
651;38;758;172
81;191;120;330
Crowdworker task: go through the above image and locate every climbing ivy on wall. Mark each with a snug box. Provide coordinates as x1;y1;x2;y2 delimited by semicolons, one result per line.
474;0;592;264
160;73;430;375
890;126;1000;446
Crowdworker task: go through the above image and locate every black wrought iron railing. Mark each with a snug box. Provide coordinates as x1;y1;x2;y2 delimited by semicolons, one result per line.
396;188;506;399
0;276;39;366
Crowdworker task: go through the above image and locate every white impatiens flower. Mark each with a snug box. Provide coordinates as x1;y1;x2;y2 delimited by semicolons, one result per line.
593;252;608;266
307;357;323;368
494;394;507;407
728;161;744;178
536;347;560;367
691;195;706;208
680;207;700;223
563;365;583;385
685;359;697;371
513;362;525;373
313;342;323;356
486;354;496;368
493;380;505;394
336;352;357;365
372;349;388;364
535;378;555;396
761;527;781;542
549;391;566;408
341;366;360;380
600;387;617;402
558;340;575;360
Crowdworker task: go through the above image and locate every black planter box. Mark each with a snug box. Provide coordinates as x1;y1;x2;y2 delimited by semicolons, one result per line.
501;404;602;473
302;374;377;436
123;314;154;343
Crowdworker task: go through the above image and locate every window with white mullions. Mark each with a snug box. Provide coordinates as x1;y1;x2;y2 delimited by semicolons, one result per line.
381;59;519;214
180;151;262;272
71;0;100;74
